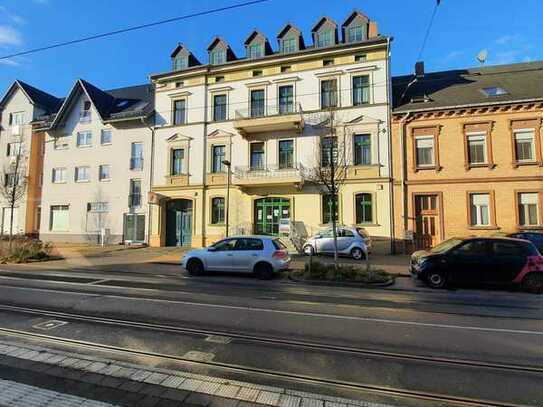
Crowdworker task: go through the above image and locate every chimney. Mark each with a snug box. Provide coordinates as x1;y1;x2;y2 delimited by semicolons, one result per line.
368;21;378;38
415;61;425;78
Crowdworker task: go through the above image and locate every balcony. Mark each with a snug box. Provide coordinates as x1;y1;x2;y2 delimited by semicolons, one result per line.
233;164;310;187
234;103;304;136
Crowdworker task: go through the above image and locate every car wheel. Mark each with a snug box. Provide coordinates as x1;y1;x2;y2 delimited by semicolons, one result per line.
303;245;315;256
426;270;448;289
186;258;204;276
522;273;543;294
254;262;274;280
351;247;365;260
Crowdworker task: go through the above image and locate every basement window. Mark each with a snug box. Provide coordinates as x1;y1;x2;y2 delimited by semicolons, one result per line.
323;59;334;67
355;54;367;62
252;70;263;77
481;87;508;97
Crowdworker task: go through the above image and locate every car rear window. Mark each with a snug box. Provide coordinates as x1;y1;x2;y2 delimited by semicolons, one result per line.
272;239;287;250
491;241;527;256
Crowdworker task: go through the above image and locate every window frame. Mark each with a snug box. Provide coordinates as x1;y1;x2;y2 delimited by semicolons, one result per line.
170;148;185;176
249;141;265;170
281;36;297;53
353;134;371;166
212;94;227;122
278;139;294;169
515;190;543;228
172;55;188;71
211;145;226;173
76;131;92;148
466;132;487;166
321;194;339;225
321;136;338;168
210;49;226;65
130;142;144;171
247;42;264;59
320;78;338;110
172;98;187;126
52;167;67;184
352;75;370;106
467;191;497;229
347;25;365;43
98;164;111;182
210;196;225;225
278;84;295;114
49;205;69;232
316;29;334;48
414;135;435;168
100;129;112;145
249;88;266;118
74;166;90;183
354;192;374;225
510;119;542;167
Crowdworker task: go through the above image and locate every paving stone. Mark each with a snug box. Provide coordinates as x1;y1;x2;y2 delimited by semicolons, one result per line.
135;395;162;407
58;358;80;368
301;399;324;407
184;391;213;406
143;372;169;385
118;380;146;393
324;402;348;407
46;355;67;365
160;375;185;389
159;388;189;402
140;383;167;397
99;375;125;389
80;372;106;385
178;378;205;392
110;366;138;379
155;399;181;407
208;396;240;407
99;364;123;376
214;384;241;399
131;369;154;382
279;395;302;407
237;387;261;402
256;391;282;406
84;362;109;373
196;381;222;395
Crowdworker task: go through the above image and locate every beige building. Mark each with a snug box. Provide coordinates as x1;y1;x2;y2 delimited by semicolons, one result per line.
149;11;395;253
392;62;543;252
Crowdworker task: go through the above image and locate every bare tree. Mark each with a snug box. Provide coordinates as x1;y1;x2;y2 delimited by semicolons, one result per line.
304;108;349;268
0;138;28;240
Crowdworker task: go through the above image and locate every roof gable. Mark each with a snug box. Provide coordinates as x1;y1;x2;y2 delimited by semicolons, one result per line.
342;10;370;28
276;23;305;50
311;16;337;33
0;80;62;114
207;36;237;62
170;44;201;67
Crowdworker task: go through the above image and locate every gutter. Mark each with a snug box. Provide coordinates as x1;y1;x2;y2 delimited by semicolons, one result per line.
399;111;412;254
142;115;156;246
384;37;395;255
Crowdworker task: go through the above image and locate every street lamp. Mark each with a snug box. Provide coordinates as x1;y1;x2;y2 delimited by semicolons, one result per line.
222;160;231;237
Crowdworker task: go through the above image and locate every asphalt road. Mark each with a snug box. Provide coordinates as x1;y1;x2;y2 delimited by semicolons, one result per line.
0;266;541;407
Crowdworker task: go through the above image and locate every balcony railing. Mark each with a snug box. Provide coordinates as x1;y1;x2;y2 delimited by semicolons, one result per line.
130;157;144;171
235;103;302;120
233;164;311;186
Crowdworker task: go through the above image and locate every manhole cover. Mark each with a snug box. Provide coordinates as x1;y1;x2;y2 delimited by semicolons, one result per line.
182;351;215;362
33;320;68;330
205;335;232;344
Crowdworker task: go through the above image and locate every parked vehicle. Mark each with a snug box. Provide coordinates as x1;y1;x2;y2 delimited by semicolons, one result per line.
303;226;368;260
410;237;543;293
354;227;373;254
181;236;290;279
506;231;543;254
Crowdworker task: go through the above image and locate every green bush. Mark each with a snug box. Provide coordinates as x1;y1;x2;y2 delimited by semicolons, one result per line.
0;238;53;263
303;260;391;284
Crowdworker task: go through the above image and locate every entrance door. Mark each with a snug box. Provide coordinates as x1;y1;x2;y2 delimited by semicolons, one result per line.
414;195;440;249
166;200;192;246
254;198;290;235
123;214;146;243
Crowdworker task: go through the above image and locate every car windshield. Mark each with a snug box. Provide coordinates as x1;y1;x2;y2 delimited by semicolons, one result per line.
430;238;463;254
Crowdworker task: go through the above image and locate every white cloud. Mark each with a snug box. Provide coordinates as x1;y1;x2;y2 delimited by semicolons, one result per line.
0;58;20;66
0;6;25;25
0;25;22;47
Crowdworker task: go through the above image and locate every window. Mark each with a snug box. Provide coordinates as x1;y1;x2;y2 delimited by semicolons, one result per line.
80;101;91;123
129;179;142;208
415;136;435;167
212;238;237;251
281;65;292;73
467;133;487;164
54;136;69;150
252;70;263;77
352;75;370;105
353;134;371;166
100;130;112;145
173;56;187;71
4;173;18;188
278;85;294;114
355;54;367;62
75;166;90;182
281;37;297;53
9;111;25;126
52;167;66;184
321;79;338;108
211;197;225;224
212;145;225;173
173;99;186;125
514;130;536;162
481;87;508;97
455;240;488;256
6;142;20;157
491;241;524;257
214;76;224;83
322;194;338;224
213;94;227;121
321;137;337;167
518;193;540;226
50;205;69;232
348;25;365;42
279;140;294;169
236;238;264;251
88;202;109;213
469;193;490;227
250;142;265;170
210;49;226;65
130;142;143;170
247;43;263;59
170;148;184;176
76;131;92;147
355;193;373;224
175;81;184;88
250;89;265;118
317;30;333;47
323;59;334;66
99;165;111;181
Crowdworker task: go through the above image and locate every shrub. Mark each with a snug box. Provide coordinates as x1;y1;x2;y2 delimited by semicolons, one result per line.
0;238;53;263
303;260;391;284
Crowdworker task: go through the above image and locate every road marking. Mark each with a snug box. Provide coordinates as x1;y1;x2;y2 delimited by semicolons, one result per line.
2;286;542;336
32;320;68;330
182;350;215;362
205;335;232;344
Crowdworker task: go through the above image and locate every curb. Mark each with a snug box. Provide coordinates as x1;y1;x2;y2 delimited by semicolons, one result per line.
287;274;396;289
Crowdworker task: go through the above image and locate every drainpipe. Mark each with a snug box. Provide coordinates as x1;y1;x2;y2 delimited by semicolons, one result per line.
201;70;210;247
143;114;155;246
399;111;412;253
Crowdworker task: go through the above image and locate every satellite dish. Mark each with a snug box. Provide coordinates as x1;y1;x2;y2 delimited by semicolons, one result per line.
477;49;488;65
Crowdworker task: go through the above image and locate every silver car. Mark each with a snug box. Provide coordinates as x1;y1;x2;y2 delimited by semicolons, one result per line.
181;236;291;279
302;226;369;260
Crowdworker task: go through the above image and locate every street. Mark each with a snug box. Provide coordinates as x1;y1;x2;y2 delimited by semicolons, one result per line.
0;264;541;406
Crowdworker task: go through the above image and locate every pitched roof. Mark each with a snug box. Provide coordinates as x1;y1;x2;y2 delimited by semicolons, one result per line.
393;61;543;113
311;16;337;33
49;79;154;128
0;80;62;114
342;10;370;27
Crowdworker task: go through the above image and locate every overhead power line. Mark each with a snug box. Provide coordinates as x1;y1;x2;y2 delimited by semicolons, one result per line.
0;0;270;61
416;0;441;61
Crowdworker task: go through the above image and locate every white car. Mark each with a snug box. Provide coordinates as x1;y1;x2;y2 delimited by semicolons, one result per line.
181;236;291;279
302;226;369;260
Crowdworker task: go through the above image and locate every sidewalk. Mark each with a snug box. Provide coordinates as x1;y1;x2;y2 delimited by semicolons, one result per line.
0;338;397;407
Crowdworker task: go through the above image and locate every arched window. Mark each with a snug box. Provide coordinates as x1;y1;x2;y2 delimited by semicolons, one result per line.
355;193;373;224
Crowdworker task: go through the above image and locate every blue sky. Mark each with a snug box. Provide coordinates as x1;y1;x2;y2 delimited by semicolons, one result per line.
1;0;542;97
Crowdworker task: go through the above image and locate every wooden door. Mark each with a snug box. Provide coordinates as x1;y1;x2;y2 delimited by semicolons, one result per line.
414;195;440;249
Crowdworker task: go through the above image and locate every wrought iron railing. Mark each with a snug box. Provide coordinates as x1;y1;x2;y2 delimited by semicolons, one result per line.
233;163;310;180
235;103;302;120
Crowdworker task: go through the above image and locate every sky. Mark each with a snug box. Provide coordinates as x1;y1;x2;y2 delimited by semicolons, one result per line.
0;0;542;98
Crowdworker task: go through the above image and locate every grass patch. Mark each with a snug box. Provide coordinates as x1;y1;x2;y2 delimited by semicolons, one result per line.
294;260;392;284
0;238;54;263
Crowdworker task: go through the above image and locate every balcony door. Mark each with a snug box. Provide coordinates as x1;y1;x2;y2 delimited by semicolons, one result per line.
254;197;290;236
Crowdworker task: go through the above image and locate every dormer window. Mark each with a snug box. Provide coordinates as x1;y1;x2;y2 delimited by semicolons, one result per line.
210;49;226;65
281;37;297;53
481;87;508;97
172;56;187;71
247;43;263;59
317;30;334;48
80;101;91;123
347;25;365;43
